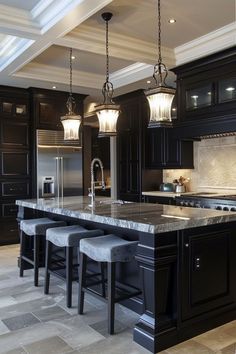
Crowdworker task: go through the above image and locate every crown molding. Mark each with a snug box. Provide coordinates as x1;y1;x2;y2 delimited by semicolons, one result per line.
0;38;34;72
14;62;104;89
175;22;236;66
111;63;153;87
55;24;176;67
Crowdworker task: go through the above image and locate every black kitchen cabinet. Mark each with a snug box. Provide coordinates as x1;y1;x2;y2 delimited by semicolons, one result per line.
146;128;193;169
116;90;162;202
91;128;110;169
172;47;236;138
180;224;236;321
0;86;31;245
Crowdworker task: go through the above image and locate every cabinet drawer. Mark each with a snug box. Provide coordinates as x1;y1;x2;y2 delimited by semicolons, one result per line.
1;151;29;176
1;203;18;217
1;181;30;197
0;220;19;245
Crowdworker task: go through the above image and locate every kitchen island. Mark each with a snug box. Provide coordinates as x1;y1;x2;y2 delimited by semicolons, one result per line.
16;196;236;353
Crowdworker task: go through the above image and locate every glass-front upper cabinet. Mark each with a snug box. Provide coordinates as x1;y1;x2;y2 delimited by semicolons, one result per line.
218;78;236;103
186;84;213;111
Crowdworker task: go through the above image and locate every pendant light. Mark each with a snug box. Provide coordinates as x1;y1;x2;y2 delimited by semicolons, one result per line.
95;12;120;138
61;48;81;140
145;0;176;128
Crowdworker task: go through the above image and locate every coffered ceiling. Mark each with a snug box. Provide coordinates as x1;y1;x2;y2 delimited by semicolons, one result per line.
0;0;235;108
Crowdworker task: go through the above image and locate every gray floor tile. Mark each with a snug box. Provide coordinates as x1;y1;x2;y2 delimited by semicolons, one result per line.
2;313;40;331
0;320;10;335
3;348;27;354
23;336;73;354
32;305;69;322
89;319;127;337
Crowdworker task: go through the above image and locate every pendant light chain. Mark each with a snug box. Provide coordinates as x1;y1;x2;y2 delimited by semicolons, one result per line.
105;19;109;83
69;47;73;98
157;0;162;65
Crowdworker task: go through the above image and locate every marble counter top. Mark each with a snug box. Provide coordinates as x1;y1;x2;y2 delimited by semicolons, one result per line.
16;196;236;234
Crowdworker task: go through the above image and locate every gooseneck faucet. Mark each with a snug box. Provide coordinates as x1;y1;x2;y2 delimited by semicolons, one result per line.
88;158;105;207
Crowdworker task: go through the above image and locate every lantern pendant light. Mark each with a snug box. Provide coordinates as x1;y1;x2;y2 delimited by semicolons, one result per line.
95;12;120;138
61;48;82;140
145;0;176;128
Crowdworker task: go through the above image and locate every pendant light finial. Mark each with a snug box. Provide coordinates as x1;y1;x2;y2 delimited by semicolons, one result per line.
61;48;82;140
145;0;176;128
95;12;120;138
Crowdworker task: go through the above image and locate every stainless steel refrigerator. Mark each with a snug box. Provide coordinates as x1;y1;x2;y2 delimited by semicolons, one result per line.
36;130;83;198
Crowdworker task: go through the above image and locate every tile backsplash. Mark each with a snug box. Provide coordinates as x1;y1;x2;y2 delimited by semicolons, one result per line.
163;136;236;193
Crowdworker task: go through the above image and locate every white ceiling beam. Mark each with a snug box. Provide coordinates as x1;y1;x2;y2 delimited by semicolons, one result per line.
0;0;113;80
14;62;104;89
110;63;154;88
175;22;236;65
55;24;176;67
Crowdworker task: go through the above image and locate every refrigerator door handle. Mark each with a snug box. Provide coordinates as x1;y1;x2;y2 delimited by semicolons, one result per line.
61;157;64;198
55;157;60;198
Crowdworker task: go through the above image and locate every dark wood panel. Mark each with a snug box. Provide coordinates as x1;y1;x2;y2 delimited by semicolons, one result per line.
1;121;29;147
1;151;29;176
1;203;18;218
0;220;19;245
1;181;30;197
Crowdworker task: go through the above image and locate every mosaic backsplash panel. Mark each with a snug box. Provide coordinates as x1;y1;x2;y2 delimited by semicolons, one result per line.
163;136;236;193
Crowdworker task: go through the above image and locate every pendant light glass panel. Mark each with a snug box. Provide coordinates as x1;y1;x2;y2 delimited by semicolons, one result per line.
61;115;81;140
146;87;175;127
96;104;120;137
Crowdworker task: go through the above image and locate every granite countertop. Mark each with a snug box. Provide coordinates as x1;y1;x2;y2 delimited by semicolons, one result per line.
16;196;236;235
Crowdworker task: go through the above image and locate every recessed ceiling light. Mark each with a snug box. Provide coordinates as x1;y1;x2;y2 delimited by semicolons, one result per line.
71;55;76;60
52;85;57;89
168;18;176;24
147;80;151;84
226;87;235;91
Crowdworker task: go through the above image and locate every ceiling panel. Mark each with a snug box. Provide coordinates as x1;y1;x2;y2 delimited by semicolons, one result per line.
0;0;39;11
33;45;135;74
79;0;235;48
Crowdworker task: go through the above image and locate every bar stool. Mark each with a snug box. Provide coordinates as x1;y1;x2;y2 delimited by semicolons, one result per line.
45;225;104;308
19;217;66;286
78;234;140;334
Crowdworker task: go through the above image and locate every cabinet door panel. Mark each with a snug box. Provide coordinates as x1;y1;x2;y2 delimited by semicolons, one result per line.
0;220;19;245
181;228;235;321
1;121;28;147
1;152;29;176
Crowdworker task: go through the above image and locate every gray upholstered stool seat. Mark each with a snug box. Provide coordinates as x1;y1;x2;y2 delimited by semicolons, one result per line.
78;235;140;334
80;234;138;263
19;217;66;287
45;225;104;308
20;217;66;236
46;225;104;247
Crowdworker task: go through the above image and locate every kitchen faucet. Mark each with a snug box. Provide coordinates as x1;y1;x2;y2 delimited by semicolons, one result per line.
88;158;105;207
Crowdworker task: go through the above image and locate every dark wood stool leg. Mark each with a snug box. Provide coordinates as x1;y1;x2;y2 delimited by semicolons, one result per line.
44;240;52;294
34;234;40;287
100;262;106;298
78;252;87;314
66;247;73;308
19;230;25;277
108;262;116;335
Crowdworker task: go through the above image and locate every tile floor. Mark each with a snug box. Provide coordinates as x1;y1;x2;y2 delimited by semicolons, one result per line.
0;245;236;354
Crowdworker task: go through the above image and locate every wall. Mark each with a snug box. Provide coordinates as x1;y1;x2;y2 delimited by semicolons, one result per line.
163;136;236;193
